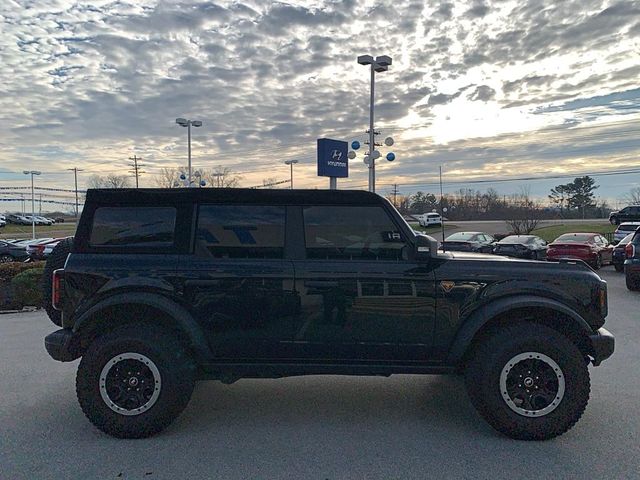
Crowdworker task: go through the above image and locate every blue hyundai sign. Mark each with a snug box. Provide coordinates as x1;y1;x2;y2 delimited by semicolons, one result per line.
317;138;348;178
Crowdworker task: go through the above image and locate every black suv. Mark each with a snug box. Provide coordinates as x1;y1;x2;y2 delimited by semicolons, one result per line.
609;205;640;225
44;189;614;440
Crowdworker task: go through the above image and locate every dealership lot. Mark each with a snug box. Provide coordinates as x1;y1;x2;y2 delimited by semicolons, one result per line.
1;268;638;480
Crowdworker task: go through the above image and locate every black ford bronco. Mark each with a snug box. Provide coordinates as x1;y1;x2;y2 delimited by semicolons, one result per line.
44;188;614;440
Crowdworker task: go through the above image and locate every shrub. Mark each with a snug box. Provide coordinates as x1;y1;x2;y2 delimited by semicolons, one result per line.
11;268;45;307
0;261;45;284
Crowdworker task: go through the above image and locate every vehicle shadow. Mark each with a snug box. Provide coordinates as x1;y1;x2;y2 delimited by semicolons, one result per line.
174;374;493;438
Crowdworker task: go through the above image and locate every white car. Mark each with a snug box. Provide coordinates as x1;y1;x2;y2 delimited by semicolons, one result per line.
418;212;443;227
614;222;640;243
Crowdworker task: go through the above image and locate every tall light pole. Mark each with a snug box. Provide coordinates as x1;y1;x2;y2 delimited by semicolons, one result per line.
176;118;202;187
23;170;41;239
67;167;83;219
357;54;392;193
284;160;298;189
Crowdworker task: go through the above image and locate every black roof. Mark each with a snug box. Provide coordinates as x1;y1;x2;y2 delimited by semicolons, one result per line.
85;188;383;206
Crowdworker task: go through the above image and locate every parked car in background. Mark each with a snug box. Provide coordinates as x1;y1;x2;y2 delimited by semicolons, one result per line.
13;238;53;249
624;228;640;290
0;239;29;262
35;216;54;225
27;237;71;260
614;222;640;243
0;215;5;228
609;205;640;225
612;232;635;272
441;231;495;253
418;212;442;227
54;217;65;223
493;235;548;260
6;214;31;225
547;233;613;269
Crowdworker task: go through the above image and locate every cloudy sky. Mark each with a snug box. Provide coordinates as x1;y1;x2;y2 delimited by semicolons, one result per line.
1;0;639;209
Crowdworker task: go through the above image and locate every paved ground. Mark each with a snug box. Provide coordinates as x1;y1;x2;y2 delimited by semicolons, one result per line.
1;267;638;480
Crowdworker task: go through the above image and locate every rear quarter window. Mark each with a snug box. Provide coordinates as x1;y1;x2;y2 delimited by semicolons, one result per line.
89;207;176;247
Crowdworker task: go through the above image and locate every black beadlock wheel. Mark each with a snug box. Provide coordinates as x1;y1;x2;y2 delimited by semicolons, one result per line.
464;322;590;441
0;254;13;263
41;237;73;326
76;324;195;438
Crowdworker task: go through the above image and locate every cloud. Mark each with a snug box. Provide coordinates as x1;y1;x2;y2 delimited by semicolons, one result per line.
0;0;637;205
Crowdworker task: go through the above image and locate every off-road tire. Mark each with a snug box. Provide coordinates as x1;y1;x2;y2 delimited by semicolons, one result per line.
76;324;195;438
465;322;590;440
626;273;640;291
610;216;619;225
41;237;73;326
0;254;13;263
614;263;624;273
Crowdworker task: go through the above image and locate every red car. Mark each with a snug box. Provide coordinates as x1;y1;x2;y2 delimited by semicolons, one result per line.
546;233;613;269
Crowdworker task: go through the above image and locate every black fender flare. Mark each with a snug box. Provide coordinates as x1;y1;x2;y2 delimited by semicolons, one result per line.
446;295;593;365
73;292;212;363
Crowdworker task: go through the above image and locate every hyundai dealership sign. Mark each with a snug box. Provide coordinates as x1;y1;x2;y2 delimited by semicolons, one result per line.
317;138;348;178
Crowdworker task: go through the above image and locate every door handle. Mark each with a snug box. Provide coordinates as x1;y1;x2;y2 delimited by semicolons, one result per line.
304;280;339;289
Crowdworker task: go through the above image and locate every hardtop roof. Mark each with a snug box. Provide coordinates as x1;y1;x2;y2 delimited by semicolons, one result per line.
85;188;384;206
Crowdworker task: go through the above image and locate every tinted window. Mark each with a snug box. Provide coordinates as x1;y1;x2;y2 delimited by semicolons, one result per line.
304;206;406;260
90;207;176;247
196;205;285;259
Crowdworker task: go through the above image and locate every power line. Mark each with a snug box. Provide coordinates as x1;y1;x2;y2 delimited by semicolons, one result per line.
128;155;145;188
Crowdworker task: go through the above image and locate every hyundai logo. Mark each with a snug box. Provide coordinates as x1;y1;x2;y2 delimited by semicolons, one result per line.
331;149;343;161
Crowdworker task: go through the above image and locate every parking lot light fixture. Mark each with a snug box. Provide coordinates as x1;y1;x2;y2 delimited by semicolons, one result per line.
23;170;41;239
357;54;392;193
284;160;299;189
176;118;202;187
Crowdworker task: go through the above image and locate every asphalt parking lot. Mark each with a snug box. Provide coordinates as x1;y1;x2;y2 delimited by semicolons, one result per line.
1;267;638;480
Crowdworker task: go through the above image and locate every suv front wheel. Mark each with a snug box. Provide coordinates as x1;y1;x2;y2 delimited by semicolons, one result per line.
465;322;590;440
76;323;195;438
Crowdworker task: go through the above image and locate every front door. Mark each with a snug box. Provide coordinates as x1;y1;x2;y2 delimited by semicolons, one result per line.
290;205;436;363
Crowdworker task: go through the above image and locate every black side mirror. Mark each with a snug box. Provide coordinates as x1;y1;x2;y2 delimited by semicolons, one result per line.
415;234;439;259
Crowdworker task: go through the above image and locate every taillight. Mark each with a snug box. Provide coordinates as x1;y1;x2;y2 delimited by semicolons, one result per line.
625;243;635;258
52;269;64;310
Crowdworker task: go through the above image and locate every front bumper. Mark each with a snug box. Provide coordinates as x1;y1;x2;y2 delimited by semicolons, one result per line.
44;329;81;362
589;327;615;366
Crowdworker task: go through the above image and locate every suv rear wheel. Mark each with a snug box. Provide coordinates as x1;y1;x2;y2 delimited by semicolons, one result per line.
76;324;195;438
626;271;640;291
465;322;590;440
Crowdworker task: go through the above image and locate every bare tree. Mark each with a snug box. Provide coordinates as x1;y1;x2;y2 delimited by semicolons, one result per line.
505;187;542;234
202;167;242;188
155;167;186;188
624;187;640;204
87;174;131;189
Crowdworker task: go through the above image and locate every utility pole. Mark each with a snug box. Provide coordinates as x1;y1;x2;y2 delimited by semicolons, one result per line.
67;167;83;219
128;155;145;188
391;183;400;207
440;166;446;247
39;193;42;214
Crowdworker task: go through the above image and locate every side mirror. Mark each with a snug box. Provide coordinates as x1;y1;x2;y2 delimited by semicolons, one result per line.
415;234;439;259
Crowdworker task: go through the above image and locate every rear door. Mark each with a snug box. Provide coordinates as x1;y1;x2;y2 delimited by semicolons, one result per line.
290;204;436;362
176;204;297;360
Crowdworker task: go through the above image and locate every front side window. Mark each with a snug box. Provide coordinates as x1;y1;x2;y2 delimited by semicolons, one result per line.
196;205;285;258
303;205;407;260
90;207;176;247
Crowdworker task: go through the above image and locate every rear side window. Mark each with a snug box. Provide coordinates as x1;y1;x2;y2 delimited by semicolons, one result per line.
90;207;176;247
196;205;285;259
303;205;406;260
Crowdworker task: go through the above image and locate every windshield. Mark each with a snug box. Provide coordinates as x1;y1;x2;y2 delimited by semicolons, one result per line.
446;232;477;241
555;233;595;243
499;235;534;244
619;233;635;244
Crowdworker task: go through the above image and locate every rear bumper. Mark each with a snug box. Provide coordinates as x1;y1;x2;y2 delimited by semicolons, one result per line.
44;329;81;362
589;327;615;366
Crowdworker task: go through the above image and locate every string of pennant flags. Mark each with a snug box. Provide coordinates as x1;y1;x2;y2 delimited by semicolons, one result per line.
0;186;87;193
